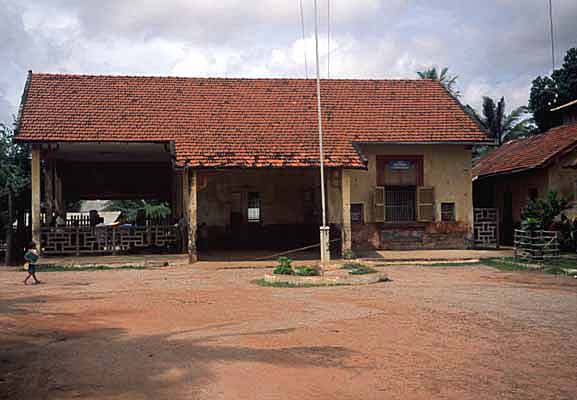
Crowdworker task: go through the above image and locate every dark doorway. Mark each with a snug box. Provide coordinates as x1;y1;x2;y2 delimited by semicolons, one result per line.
502;191;514;245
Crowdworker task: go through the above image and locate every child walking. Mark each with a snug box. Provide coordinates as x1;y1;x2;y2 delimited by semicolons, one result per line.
23;241;41;285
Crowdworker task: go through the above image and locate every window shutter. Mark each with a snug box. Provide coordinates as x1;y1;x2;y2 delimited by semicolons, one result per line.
417;186;435;222
374;186;385;222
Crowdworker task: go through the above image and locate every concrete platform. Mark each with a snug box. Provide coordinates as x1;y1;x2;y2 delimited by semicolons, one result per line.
359;249;514;263
34;248;515;269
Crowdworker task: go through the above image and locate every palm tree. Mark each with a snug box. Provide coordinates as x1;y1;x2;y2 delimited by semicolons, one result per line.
417;66;460;97
480;96;532;146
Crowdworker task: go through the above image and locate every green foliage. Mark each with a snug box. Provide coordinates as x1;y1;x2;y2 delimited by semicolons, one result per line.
294;266;320;276
253;279;350;288
341;263;377;275
529;48;577;132
483;257;577;275
480;97;533;146
103;200;171;221
417;66;460;97
273;257;294;275
342;249;356;260
521;191;569;230
558;215;577;251
0;122;29;191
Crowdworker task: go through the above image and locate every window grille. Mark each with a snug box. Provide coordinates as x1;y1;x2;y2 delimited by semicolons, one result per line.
441;202;455;222
384;186;416;222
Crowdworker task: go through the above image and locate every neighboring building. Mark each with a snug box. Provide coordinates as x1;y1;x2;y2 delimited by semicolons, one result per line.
14;73;490;259
473;123;577;244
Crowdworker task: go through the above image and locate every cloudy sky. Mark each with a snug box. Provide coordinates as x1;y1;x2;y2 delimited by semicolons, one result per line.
1;0;576;123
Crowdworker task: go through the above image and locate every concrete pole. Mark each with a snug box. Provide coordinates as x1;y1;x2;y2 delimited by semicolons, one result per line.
188;169;197;263
31;146;41;252
313;0;330;264
341;169;352;256
54;162;64;218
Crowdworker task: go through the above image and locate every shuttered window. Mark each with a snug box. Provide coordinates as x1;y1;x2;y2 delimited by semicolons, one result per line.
374;187;385;222
417;187;435;222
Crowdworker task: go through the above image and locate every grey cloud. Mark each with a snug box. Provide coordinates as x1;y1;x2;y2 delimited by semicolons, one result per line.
0;0;576;123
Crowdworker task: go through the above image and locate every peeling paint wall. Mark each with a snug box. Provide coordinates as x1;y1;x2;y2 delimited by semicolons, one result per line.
196;169;322;227
347;144;474;226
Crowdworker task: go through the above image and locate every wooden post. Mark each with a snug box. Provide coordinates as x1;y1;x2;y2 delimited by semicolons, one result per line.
31;146;42;252
188;169;198;263
5;190;13;265
341;169;352;256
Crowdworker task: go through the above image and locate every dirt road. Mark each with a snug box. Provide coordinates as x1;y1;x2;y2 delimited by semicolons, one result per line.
1;264;576;399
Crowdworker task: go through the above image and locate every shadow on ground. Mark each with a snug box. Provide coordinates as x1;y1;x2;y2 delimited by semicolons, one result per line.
0;293;353;399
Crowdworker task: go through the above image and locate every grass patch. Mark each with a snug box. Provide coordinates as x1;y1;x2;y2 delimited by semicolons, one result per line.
294;266;320;276
34;264;161;272
482;257;577;275
414;261;483;267
253;279;350;288
341;263;377;275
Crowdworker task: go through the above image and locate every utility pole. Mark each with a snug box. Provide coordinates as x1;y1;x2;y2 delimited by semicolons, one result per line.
313;0;330;264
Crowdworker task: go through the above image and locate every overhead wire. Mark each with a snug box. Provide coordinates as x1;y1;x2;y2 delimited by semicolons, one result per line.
299;0;309;79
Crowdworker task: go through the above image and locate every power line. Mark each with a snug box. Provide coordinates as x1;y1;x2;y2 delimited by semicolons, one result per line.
299;0;308;79
549;0;556;70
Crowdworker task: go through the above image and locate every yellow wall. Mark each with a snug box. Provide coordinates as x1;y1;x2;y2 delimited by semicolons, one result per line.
345;144;474;226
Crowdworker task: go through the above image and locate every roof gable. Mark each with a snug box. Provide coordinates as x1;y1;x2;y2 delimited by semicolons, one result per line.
473;123;577;178
16;73;490;168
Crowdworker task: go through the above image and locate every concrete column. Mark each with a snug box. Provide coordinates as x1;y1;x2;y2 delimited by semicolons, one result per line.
54;162;64;217
341;169;352;255
31;146;41;251
188;169;198;263
44;160;54;225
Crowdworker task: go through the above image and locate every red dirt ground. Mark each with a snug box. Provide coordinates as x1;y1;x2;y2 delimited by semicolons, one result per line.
1;264;576;400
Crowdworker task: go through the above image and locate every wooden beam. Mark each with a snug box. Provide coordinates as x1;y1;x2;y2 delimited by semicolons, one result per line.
341;169;352;255
188;169;198;263
31;146;41;252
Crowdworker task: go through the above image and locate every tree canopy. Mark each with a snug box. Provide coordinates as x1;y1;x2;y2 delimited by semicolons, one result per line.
479;96;532;146
417;66;460;97
529;47;577;132
103;200;171;222
0;122;29;192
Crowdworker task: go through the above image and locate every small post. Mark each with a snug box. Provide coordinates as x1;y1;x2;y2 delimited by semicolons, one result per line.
188;169;198;263
31;146;42;253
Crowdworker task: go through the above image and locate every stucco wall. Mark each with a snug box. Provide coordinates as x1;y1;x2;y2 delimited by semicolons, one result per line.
346;144;474;226
196;169;321;227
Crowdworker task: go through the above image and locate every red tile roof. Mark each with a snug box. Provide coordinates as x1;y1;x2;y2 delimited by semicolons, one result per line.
16;73;490;168
473;123;577;178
